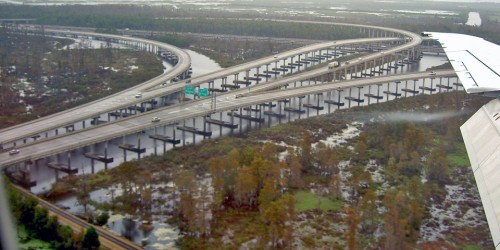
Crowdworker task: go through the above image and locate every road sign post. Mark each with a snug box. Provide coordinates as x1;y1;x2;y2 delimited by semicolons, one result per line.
185;86;194;95
199;88;208;98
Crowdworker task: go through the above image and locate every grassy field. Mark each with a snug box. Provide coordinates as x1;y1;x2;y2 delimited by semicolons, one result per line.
448;143;471;166
294;190;343;212
18;225;52;250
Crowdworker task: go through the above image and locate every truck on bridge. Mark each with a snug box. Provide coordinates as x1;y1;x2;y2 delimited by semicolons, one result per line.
328;61;340;69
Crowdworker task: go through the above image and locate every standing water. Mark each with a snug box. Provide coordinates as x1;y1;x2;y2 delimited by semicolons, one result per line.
29;39;450;249
466;12;482;26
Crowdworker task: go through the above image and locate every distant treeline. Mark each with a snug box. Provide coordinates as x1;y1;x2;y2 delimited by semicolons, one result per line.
0;6;365;40
1;5;499;44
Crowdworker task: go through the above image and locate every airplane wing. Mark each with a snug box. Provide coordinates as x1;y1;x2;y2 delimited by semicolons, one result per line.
426;32;500;97
427;32;500;249
461;99;500;249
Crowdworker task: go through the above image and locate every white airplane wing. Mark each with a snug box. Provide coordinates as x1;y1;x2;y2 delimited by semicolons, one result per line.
461;99;500;249
427;32;500;249
426;32;500;96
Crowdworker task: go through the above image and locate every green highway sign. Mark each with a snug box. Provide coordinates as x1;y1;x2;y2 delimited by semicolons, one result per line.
185;85;194;95
199;88;209;97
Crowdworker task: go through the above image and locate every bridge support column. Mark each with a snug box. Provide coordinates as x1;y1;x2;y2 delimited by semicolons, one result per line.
298;96;303;120
137;136;142;160
182;121;186;146
357;87;363;107
348;88;352;108
239;108;243;134
219;113;224;136
203;116;208;138
377;84;382;103
395;81;400;98
404;80;408;97
336;89;343;110
192;118;196;144
413;80;418;96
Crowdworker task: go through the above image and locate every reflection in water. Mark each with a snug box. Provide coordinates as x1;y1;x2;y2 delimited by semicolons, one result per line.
121;217;137;241
466;12;482;26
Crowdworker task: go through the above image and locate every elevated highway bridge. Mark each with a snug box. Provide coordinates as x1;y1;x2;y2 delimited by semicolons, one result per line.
0;21;465;250
0;69;456;169
1;22;422;148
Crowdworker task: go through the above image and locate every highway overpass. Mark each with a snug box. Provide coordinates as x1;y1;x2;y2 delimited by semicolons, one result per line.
1;23;422;148
0;69;457;169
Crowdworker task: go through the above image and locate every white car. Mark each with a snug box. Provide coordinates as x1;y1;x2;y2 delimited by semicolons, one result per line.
135;93;142;98
429;71;436;76
9;149;20;155
152;117;161;122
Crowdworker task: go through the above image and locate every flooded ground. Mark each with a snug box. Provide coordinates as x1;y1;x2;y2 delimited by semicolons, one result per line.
43;54;452;249
466;12;482;26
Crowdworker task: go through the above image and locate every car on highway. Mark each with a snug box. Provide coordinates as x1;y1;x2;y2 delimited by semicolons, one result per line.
429;71;436;76
152;117;161;122
328;61;340;69
135;93;142;98
9;149;20;155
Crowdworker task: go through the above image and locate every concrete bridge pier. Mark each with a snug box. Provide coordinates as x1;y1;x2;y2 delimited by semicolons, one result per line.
436;77;453;92
119;134;146;162
395;81;401;98
29;134;40;144
413;79;419;96
5;161;36;189
192;118;197;144
368;84;383;104
356;87;363;106
345;87;364;108
65;124;74;133
377;84;382;103
298;96;304;120
181;120;186;146
255;67;261;84
420;77;437;94
325;89;345;110
404;80;409;97
176;118;212;145
219;113;223;136
367;85;372;105
82;142;113;174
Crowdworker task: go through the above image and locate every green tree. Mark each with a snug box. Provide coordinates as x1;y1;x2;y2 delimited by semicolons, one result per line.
82;227;100;250
328;174;342;200
357;189;378;233
55;225;76;250
383;189;408;250
239;147;255;166
344;206;359;250
425;148;449;185
299;131;312;169
288;155;304;189
234;165;258;208
30;206;49;238
259;178;280;212
96;212;109;226
209;156;224;207
262;194;295;248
